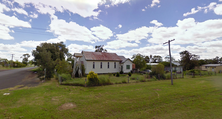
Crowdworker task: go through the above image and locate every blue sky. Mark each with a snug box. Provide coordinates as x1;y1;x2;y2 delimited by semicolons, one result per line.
0;0;222;61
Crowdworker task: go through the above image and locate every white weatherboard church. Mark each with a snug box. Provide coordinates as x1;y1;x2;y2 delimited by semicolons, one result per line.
74;51;133;74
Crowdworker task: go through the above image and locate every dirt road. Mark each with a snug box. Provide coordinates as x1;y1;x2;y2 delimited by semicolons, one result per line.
0;67;40;90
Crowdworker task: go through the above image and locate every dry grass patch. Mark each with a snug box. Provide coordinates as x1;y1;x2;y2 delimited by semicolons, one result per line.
58;103;76;110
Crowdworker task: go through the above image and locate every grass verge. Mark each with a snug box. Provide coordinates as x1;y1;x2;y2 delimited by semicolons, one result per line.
0;74;222;119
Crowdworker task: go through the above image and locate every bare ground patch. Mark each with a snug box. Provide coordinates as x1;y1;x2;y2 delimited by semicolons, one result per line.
58;103;76;110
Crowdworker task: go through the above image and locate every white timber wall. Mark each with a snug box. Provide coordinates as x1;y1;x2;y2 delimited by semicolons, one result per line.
85;61;120;74
122;60;133;73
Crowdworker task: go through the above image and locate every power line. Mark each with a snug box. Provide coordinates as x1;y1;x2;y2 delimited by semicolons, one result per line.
163;39;175;85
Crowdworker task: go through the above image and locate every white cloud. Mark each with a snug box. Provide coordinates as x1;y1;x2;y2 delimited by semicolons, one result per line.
12;8;28;15
0;3;10;13
0;11;31;40
20;40;45;48
0;25;14;40
105;5;110;8
118;24;122;28
0;43;27;52
150;0;160;7
148;18;222;46
105;40;138;49
49;17;99;43
214;4;222;15
91;25;113;40
176;18;196;29
105;26;154;49
108;0;130;5
34;3;56;16
150;20;163;27
116;26;154;43
142;9;145;11
13;0;130;18
183;8;200;17
183;2;222;16
29;13;38;18
13;0;101;18
68;44;94;54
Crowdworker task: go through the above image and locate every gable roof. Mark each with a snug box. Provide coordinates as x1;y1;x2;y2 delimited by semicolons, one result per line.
82;51;122;61
118;55;133;63
74;53;83;57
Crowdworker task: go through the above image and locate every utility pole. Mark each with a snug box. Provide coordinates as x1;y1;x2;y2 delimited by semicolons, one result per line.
11;54;14;61
11;54;14;68
163;39;175;85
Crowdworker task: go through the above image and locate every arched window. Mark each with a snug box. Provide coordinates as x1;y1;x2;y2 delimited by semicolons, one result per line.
108;62;109;68
100;62;102;68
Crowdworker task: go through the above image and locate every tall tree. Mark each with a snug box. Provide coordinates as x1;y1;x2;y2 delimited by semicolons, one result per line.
180;50;199;70
144;56;150;63
21;53;30;65
152;55;163;63
220;57;222;64
95;45;107;52
212;56;220;64
164;55;175;62
132;54;146;70
32;42;68;80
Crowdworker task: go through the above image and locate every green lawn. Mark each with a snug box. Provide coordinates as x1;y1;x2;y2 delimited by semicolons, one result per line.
0;74;222;119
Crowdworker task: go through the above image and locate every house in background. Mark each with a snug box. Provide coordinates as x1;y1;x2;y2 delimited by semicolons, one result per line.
201;64;222;72
74;51;133;74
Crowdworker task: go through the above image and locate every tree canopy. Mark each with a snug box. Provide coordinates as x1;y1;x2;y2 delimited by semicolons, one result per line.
144;56;150;63
151;55;163;63
180;50;199;71
132;54;146;70
95;45;107;52
21;53;30;65
32;42;69;79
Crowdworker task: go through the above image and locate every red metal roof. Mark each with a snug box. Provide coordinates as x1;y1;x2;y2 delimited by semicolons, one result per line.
82;51;122;61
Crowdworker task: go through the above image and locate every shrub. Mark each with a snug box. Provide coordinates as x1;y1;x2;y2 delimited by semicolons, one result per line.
139;78;146;82
166;73;171;79
152;76;157;81
120;71;123;74
116;72;120;77
108;73;112;77
131;70;133;73
55;59;72;74
150;64;165;80
128;72;132;77
99;77;111;85
113;73;116;76
87;71;99;86
60;73;72;81
122;80;127;83
131;77;135;80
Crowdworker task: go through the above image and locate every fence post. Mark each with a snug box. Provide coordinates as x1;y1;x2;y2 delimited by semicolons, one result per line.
85;77;87;87
44;68;46;81
59;75;61;84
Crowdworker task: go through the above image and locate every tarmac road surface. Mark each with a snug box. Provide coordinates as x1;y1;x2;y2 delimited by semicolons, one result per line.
0;67;40;90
